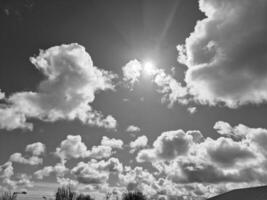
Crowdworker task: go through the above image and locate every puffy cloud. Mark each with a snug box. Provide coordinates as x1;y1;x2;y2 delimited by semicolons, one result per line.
34;166;53;180
137;123;267;187
137;130;197;162
126;125;141;133
9;153;43;165
187;107;197;114
71;162;109;185
0;162;33;191
0;162;14;179
119;166;156;193
101;136;124;149
25;142;46;156
129;135;148;153
153;69;188;107
122;60;188;107
89;145;113;160
204;137;256;168
0;43;117;130
34;163;68;180
55;135;90;161
178;0;267;107
55;135;117;162
122;60;143;86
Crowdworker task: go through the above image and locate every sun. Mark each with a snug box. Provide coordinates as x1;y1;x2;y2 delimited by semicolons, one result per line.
143;60;156;76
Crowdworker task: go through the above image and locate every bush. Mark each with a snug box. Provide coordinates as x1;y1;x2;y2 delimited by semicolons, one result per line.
55;186;76;200
122;191;147;200
0;192;16;200
76;194;94;200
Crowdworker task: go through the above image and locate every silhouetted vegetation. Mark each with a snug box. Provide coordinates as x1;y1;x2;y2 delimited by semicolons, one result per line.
55;187;76;200
55;187;94;200
122;191;147;200
0;192;16;200
76;194;94;200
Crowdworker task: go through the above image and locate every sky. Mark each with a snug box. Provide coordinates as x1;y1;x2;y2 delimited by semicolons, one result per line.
1;0;267;200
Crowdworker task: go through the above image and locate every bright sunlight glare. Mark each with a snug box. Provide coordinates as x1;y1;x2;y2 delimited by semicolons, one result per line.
143;61;157;76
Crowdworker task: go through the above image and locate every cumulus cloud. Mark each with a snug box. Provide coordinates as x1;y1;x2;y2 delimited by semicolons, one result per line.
8;142;46;166
55;135;119;162
137;122;267;187
122;60;188;107
26;142;46;156
0;43;117;130
9;153;43;165
126;125;141;133
101;136;124;149
71;159;114;185
178;0;267;107
0;162;33;191
137;130;197;162
34;162;68;180
122;60;143;86
129;135;148;153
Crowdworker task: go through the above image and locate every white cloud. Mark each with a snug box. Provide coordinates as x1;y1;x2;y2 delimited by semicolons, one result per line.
55;135;118;162
9;153;43;165
71;162;109;185
129;135;148;153
34;163;68;180
187;107;197;114
101;136;124;149
122;60;188;107
137;130;196;162
122;60;143;86
26;142;46;156
0;43;117;130
178;0;267;107
137;123;267;187
126;125;141;133
0;90;5;100
0;162;14;179
55;135;90;161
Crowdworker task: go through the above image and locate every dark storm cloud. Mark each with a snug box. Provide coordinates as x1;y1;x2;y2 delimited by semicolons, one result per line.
178;0;267;107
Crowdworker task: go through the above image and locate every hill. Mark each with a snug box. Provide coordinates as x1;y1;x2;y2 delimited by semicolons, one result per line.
207;185;267;200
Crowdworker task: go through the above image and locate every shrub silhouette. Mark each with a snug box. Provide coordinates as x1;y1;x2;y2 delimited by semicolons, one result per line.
76;194;94;200
122;191;147;200
55;186;76;200
0;192;15;200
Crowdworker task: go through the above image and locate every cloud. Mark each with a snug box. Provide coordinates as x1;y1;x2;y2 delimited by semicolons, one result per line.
178;0;267;107
121;60;188;107
129;135;148;153
0;90;5;100
137;130;196;162
0;43;117;131
71;160;112;185
26;142;46;156
55;135;119;162
187;107;197;114
101;136;124;149
55;135;90;161
0;162;33;191
126;125;141;133
34;163;68;180
8;142;46;166
0;162;14;179
9;153;43;165
122;60;143;86
137;123;267;186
